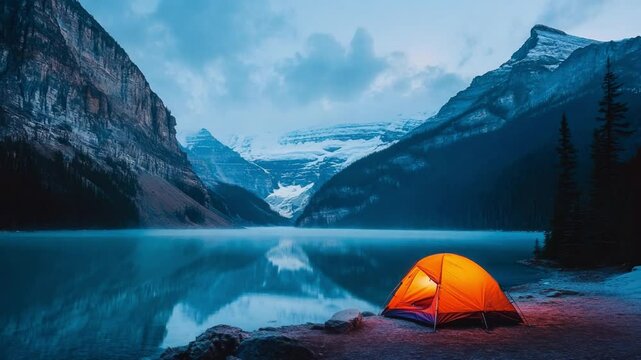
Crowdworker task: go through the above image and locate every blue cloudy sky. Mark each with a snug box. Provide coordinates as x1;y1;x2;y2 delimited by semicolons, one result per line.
79;0;641;142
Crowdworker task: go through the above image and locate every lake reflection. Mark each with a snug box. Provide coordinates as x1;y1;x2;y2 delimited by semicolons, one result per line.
0;228;541;360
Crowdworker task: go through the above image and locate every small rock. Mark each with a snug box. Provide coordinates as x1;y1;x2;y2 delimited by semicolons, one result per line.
362;311;376;317
235;335;315;360
257;327;277;331
159;325;249;360
543;289;581;298
310;324;325;330
324;309;363;334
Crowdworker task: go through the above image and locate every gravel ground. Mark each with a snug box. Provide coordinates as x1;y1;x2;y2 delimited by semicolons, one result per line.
262;269;641;359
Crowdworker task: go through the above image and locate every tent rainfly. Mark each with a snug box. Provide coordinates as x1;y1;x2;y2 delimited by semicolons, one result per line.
382;253;523;329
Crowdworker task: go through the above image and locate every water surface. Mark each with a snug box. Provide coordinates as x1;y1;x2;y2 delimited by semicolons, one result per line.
0;227;542;359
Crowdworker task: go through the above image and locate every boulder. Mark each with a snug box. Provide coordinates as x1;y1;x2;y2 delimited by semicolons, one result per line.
159;325;249;360
160;346;188;360
324;309;363;334
235;335;315;360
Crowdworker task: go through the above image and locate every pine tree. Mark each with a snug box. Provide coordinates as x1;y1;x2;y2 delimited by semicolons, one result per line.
547;113;581;264
589;59;632;262
597;59;632;167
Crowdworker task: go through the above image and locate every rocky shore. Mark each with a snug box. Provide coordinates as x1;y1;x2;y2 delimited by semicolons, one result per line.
160;267;641;359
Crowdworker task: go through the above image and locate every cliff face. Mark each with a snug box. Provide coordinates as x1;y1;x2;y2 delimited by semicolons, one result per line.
185;129;275;198
0;0;230;228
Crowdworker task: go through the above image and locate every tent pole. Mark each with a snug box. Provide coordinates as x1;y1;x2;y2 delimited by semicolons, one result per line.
433;254;445;333
433;284;440;332
481;311;489;331
506;290;530;327
380;281;402;315
380;263;418;315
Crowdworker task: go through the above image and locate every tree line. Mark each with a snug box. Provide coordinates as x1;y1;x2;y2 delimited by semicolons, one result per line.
544;59;641;267
0;140;139;229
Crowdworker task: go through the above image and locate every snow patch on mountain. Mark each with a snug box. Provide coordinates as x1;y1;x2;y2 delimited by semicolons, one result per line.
228;120;422;162
507;25;597;70
223;119;422;218
266;183;315;218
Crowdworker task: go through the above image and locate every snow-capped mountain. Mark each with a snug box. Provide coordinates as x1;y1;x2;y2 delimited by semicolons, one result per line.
222;119;423;218
411;25;598;148
183;129;286;225
298;25;641;229
184;129;274;197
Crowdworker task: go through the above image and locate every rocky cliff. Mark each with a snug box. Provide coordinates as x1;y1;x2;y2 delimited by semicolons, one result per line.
0;0;230;228
185;129;274;198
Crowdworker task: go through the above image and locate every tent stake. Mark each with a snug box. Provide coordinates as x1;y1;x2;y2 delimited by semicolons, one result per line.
481;312;489;331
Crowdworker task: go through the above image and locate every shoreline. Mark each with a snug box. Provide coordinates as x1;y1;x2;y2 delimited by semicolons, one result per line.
160;266;641;359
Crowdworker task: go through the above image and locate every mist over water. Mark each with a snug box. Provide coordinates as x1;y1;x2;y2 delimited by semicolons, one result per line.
0;228;542;359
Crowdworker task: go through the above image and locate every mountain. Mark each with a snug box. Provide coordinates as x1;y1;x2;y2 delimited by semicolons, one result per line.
184;129;274;197
0;0;233;228
410;25;598;146
206;183;287;226
224;119;422;218
298;25;641;229
183;129;285;225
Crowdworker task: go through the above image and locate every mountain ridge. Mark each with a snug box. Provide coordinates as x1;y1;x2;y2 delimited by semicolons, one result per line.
186;118;422;218
410;25;598;145
297;25;641;229
185;128;274;198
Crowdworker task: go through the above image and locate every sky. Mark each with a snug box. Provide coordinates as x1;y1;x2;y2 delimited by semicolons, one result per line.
79;0;641;143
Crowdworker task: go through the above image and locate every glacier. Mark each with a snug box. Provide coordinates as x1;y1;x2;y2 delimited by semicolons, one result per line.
187;119;422;218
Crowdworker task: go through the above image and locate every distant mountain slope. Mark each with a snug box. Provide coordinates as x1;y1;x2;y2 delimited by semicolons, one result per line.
183;129;286;225
298;26;641;229
207;183;288;226
0;0;232;228
184;129;274;197
222;119;422;218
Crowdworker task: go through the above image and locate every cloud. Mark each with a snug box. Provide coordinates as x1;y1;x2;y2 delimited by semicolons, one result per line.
80;0;289;113
130;0;160;16
153;0;288;67
538;0;605;30
412;67;467;99
457;36;478;69
273;28;388;104
79;0;467;139
367;52;468;117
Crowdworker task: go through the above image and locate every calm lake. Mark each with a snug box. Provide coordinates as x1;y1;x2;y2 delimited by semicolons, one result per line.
0;228;542;359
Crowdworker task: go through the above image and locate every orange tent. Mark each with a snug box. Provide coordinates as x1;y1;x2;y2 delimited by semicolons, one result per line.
382;253;522;329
